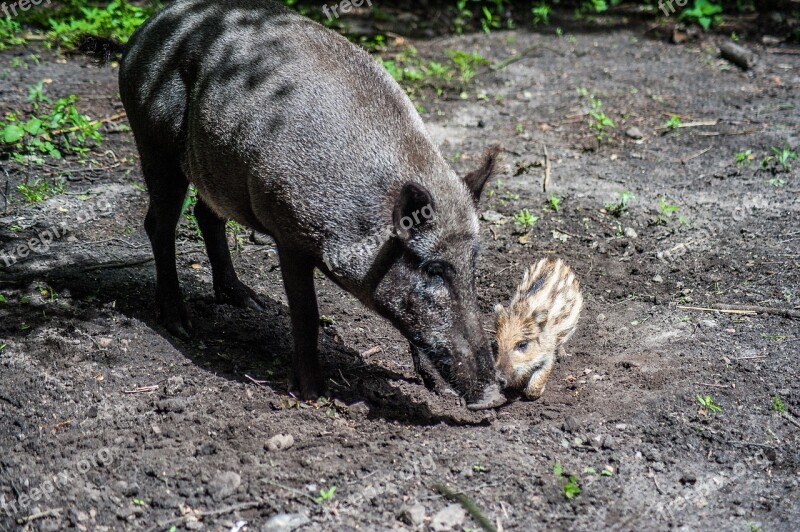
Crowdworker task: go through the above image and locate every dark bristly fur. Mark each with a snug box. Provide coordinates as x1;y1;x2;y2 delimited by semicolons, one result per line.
118;0;505;409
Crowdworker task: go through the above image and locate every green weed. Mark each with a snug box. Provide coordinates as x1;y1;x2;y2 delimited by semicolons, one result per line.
316;485;337;504
548;194;561;212
181;186;201;237
1;85;102;162
768;146;798;171
588;97;616;141
447;50;490;85
553;463;582;500
605;191;634;217
47;0;158;48
17;179;64;203
735;149;753;166
0;18;26;50
663;114;683;130
656;196;680;225
696;394;722;413
227;220;248;251
772;394;785;413
513;209;538;231
532;2;552;25
679;0;723;30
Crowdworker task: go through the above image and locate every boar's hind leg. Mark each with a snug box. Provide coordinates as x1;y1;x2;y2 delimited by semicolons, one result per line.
194;199;266;311
278;248;325;400
142;153;192;340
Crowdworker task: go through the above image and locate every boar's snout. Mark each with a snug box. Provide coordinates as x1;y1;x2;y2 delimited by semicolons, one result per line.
451;342;506;410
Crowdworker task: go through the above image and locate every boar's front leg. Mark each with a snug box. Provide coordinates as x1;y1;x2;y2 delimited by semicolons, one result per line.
278;248;325;399
194;199;266;311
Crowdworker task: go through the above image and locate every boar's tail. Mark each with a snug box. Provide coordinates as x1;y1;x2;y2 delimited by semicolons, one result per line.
77;35;126;65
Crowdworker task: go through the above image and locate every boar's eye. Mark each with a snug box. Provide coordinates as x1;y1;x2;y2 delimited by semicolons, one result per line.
515;341;529;351
423;260;447;278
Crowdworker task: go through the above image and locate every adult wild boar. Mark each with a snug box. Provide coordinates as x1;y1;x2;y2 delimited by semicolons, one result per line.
118;0;504;409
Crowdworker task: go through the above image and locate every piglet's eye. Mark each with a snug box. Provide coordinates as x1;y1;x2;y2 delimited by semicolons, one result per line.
515;341;529;351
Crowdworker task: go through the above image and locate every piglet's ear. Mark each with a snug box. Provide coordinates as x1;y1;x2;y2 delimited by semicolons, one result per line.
463;145;502;204
533;310;549;327
393;182;436;240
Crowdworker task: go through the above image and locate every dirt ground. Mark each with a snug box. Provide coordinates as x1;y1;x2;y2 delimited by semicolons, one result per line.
1;16;799;532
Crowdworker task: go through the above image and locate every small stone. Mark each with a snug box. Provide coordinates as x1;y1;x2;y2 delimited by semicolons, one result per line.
734;507;746;517
266;433;294;452
431;504;466;531
155;397;187;413
625;126;643;139
207;471;241;502
652;274;663;283
481;210;507;224
680;471;697;485
97;337;113;348
164;376;185;395
602;435;615;450
347;401;370;418
477;118;486;128
562;416;580;433
398;503;426;526
623;227;638;239
615;423;627;430
263;513;310;532
363;485;378;501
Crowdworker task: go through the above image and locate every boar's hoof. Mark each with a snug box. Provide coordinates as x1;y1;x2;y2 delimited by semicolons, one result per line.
291;378;327;402
466;384;507;411
214;280;266;312
158;301;193;340
163;316;193;341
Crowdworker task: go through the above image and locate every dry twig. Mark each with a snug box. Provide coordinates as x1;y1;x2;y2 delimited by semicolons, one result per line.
678;304;800;320
433;483;497;532
541;143;551;193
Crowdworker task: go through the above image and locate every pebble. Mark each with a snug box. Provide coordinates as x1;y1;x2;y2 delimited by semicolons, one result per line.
652;274;664;283
481;210;507;224
347;401;370;418
263;513;310;532
97;337;113;348
431;504;466;531
625;126;644;139
562;416;580;433
207;471;241;502
155;397;187;413
680;471;697;485
623;227;638;239
398;503;426;527
602;435;615;450
266;433;294;452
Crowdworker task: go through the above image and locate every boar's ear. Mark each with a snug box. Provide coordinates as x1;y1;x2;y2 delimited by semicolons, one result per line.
463;144;502;204
393;182;436;240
